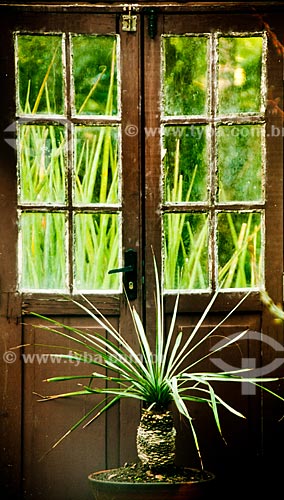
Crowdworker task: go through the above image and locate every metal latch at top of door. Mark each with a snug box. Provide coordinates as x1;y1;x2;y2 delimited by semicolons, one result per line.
121;5;139;32
121;6;158;38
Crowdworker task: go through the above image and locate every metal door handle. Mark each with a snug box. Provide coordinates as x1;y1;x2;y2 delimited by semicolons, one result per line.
108;249;137;300
108;265;133;274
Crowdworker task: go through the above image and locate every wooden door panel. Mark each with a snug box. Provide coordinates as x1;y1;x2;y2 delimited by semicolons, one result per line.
22;317;115;499
167;313;262;470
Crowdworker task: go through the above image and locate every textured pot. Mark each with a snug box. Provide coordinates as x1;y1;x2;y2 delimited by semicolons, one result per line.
136;409;176;467
88;468;215;500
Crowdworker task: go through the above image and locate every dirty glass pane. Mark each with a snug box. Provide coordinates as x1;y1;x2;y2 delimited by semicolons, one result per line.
16;34;64;115
163;36;208;116
20;212;66;290
163;213;209;290
72;35;118;116
218;37;263;114
217;125;263;202
163;126;208;202
19;125;66;203
74;126;119;204
218;212;263;288
74;213;120;290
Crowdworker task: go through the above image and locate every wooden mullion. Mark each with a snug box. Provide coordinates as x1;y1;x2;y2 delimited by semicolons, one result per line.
209;32;218;291
161;116;210;125
64;32;74;294
143;12;163;330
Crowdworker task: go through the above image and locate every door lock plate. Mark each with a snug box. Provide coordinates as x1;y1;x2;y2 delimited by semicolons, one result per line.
108;249;137;301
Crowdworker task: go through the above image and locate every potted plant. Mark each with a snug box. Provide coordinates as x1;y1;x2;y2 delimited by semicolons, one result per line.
25;253;284;500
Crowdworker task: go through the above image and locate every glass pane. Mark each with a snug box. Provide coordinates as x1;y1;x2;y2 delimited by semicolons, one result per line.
74;213;120;290
163;36;208;116
218;212;263;288
163;126;208;202
19;125;66;203
163;213;209;290
74;126;119;204
20;212;66;290
218;37;263;114
217;125;263;202
16;34;64;115
72;35;118;116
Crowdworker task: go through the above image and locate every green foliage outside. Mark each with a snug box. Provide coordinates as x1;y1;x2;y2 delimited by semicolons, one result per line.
218;36;263;113
163;36;208;116
17;35;64;114
72;35;118;115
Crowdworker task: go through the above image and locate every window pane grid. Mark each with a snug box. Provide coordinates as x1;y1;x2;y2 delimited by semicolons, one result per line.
16;32;122;293
161;32;266;292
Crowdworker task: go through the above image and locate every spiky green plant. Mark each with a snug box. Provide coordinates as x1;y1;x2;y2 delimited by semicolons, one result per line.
25;251;283;469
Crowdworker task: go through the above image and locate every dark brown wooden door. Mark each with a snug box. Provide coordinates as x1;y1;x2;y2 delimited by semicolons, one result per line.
0;9;142;500
143;8;284;491
143;9;284;494
1;4;284;500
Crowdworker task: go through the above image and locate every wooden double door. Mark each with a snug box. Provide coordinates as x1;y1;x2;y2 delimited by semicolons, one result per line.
0;3;284;499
